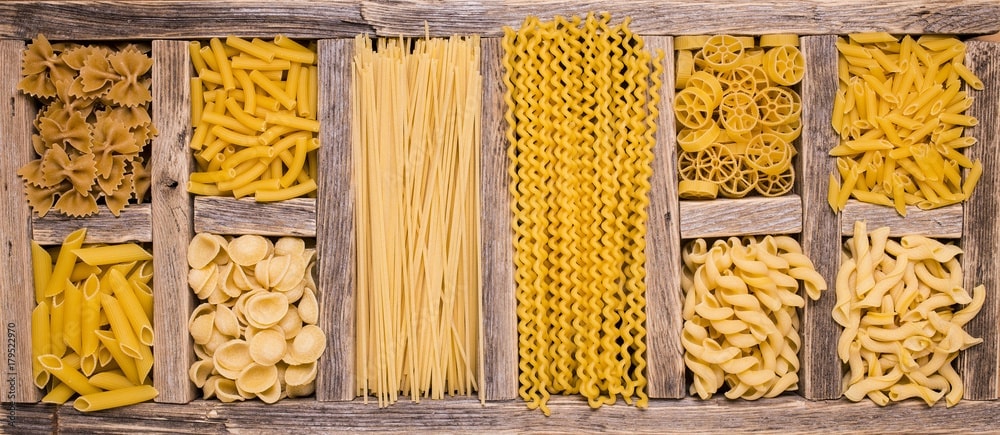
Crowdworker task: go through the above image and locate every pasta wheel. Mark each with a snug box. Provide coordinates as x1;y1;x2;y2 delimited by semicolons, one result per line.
677;123;721;153
744;133;793;176
755;166;794;197
700;35;745;72
674;87;716;129
718;91;759;134
717;64;769;94
759;34;800;48
755;86;801;127
719;161;759;198
763;45;805;86
679;180;719;199
675;35;712;51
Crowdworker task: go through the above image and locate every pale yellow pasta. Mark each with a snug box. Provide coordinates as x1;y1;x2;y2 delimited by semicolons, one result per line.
107;269;154;346
87;370;136;391
100;294;143;359
41;382;76;405
38;355;101;396
31;242;52;303
45;228;86;297
73;385;158;412
32;302;51;388
72;243;152;266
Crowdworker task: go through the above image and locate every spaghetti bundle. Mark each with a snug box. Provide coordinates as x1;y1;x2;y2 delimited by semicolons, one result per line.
352;34;482;406
502;13;662;414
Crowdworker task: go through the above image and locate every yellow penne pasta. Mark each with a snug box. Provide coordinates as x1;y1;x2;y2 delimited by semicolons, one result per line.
50;295;66;358
130;279;154;321
74;385;158;412
31;241;52;303
41;382;77;405
72;244;152;266
32;301;51;388
100;293;143;359
87;370;137;391
45;228;86;297
38;354;101;396
108;269;154;347
94;330;141;386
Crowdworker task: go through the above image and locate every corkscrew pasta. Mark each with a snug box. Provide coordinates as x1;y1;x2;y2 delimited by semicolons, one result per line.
681;236;826;399
503;13;661;414
674;34;802;199
828;34;983;215
835;221;984;407
31;228;159;411
17;35;155;217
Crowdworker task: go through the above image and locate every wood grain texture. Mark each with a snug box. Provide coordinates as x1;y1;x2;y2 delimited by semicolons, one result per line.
679;196;802;239
360;0;1000;37
31;204;152;245
798;35;842;400
957;40;1000;401
48;396;1000;433
316;38;355;401
480;37;517;401
0;1;369;39
151;40;196;404
193;197;316;237
0;40;40;403
840;201;963;238
645;36;685;399
1;403;55;433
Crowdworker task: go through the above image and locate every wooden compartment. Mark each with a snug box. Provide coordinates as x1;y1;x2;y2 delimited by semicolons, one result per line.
1;1;1000;433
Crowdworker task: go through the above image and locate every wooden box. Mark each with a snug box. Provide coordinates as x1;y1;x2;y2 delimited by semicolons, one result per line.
1;1;999;432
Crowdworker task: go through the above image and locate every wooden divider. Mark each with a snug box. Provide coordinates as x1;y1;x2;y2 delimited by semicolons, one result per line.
316;38;355;401
0;40;40;404
958;40;1000;401
679;196;802;239
193;197;316;237
479;37;517;401
798;35;842;400
839;201;963;238
151;40;196;404
644;36;685;399
32;204;153;245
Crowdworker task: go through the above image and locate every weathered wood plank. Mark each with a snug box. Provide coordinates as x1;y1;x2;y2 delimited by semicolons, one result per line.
679;196;802;239
31;204;153;245
645;36;685;399
316;38;355;401
0;40;40;404
0;1;369;39
480;37;517;401
2;403;56;433
48;396;1000;433
151;40;196;404
193;197;316;237
360;0;1000;37
799;35;842;400
958;40;1000;401
840;201;963;238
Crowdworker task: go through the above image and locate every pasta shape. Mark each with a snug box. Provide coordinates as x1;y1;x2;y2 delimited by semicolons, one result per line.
503;13;660;414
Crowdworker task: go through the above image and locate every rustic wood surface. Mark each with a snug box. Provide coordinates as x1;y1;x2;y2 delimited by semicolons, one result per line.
5;1;998;39
957;40;1000;401
0;40;40;404
193;197;316;237
798;35;842;401
840;201;963;238
316;38;355;401
31;204;153;245
151;40;197;404
480;37;517;401
645;36;685;399
16;396;1000;434
679;196;802;239
1;403;55;433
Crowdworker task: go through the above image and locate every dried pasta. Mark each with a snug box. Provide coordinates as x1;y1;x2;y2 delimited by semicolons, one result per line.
828;34;983;215
681;236;826;399
31;228;158;411
187;35;318;201
503;13;660;414
17;35;156;217
353;34;482;407
186;234;324;403
835;221;983;406
675;34;802;199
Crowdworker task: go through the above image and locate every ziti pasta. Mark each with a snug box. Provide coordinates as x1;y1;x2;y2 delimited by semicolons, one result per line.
835;221;984;406
503;13;660;414
31;228;158;411
828;34;983;215
17;35;156;217
187;35;319;201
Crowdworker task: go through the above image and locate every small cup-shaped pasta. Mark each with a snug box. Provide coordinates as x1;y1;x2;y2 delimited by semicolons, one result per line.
281;279;306;304
284;361;317;387
276;306;303;339
189;359;215;388
245;291;289;329
274;255;307;292
189;264;219;300
228;234;271;267
189;310;217;345
213;339;253;379
188;233;224;269
236;363;279;394
214;304;241;338
266;255;293;289
287;324;326;364
286;381;315;399
298;288;319;325
206;376;244;402
249;327;287;366
274;236;306;257
257;379;283;404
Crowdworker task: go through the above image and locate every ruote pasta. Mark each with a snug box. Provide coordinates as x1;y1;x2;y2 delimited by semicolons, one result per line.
502;13;661;414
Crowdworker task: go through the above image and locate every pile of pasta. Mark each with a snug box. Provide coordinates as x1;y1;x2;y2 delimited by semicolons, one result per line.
30;228;158;411
681;236;826;399
835;221;984;407
187;35;319;202
353;34;482;407
828;33;983;215
186;234;325;403
17;34;155;217
503;13;661;414
674;34;803;199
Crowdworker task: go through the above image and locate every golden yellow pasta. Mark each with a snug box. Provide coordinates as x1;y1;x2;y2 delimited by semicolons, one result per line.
829;34;983;215
835;221;983;407
31;228;157;410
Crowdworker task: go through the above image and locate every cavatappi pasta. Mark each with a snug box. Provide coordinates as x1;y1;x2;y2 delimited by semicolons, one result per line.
828;34;983;215
186;233;325;403
681;236;826;399
675;34;802;199
187;35;319;201
30;228;158;411
835;221;984;407
352;34;482;407
17;35;156;217
503;13;661;414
